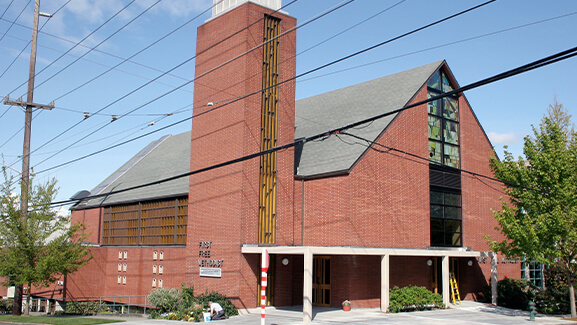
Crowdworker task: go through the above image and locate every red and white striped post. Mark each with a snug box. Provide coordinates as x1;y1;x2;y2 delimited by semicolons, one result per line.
261;248;269;325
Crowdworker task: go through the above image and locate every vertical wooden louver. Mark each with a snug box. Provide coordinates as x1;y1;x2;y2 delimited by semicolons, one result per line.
101;197;187;246
258;15;280;244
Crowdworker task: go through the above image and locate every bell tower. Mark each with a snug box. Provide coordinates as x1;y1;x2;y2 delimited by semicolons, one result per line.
187;0;296;307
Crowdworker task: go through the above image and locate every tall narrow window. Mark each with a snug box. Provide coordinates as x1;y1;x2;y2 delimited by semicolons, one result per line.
427;70;460;168
429;69;463;247
258;15;281;244
430;190;462;247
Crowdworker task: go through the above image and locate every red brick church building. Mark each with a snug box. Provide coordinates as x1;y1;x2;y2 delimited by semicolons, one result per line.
1;0;520;321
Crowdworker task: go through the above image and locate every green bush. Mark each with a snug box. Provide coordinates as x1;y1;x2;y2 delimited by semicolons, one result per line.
0;298;13;314
534;266;574;314
497;277;535;310
195;290;239;317
65;301;102;315
147;285;238;321
148;287;185;314
388;286;444;313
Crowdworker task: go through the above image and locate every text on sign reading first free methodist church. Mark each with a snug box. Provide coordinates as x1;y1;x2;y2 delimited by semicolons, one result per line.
198;241;223;267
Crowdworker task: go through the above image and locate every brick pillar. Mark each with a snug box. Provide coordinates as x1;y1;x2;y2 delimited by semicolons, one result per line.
187;1;296;308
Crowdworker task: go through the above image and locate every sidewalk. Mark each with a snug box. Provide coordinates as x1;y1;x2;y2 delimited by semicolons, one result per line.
110;301;576;325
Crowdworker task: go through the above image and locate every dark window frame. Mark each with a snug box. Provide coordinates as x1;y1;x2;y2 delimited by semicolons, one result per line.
427;70;461;169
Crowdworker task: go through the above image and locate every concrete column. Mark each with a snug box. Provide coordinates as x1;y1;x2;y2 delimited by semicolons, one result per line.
303;249;313;322
490;252;498;305
380;254;390;312
442;255;450;306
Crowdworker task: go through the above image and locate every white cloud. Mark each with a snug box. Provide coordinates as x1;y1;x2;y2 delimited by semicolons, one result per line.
154;0;213;18
487;131;518;145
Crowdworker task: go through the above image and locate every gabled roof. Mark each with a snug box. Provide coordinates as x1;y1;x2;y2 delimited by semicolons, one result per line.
73;61;447;208
295;60;444;178
74;131;191;209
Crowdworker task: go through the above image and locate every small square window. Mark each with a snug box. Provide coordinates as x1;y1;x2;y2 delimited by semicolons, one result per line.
123;263;127;272
159;251;164;260
153;251;158;260
159;265;163;275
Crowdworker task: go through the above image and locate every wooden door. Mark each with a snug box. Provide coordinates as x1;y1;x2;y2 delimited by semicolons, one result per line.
312;256;331;306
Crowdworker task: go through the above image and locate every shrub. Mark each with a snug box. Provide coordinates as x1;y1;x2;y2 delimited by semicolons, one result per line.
0;299;13;314
147;285;238;321
65;301;102;315
148;287;185;314
533;266;574;314
388;286;444;313
195;290;238;317
497;277;535;310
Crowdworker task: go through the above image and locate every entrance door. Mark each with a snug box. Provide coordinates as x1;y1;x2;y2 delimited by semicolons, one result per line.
431;257;459;295
312;256;331;306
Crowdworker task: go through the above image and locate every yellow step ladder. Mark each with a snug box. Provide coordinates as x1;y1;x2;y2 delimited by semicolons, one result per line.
449;271;461;305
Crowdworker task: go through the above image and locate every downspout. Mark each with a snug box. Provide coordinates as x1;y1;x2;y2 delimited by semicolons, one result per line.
301;178;304;246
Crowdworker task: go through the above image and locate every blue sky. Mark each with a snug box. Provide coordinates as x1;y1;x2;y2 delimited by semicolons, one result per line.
0;0;576;204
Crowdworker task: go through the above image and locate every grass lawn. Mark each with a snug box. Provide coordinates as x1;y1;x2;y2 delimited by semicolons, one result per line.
0;315;124;324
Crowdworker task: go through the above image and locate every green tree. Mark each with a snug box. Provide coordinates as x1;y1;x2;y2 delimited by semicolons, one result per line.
486;101;577;317
0;170;93;315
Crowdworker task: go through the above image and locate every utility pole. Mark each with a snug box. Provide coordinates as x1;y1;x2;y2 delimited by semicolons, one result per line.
2;0;53;316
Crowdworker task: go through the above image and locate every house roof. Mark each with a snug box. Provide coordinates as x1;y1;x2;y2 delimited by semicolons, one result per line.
295;60;444;178
74;131;191;209
73;61;446;208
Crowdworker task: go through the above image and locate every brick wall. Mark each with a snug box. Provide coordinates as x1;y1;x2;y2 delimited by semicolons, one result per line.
187;2;296;308
59;246;187;303
298;85;430;248
71;207;102;244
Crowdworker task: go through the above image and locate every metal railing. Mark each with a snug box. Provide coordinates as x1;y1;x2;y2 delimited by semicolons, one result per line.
27;295;153;315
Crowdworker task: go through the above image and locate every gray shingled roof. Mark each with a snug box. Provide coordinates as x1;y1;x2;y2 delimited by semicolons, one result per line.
73;61;444;208
75;131;191;209
295;60;444;178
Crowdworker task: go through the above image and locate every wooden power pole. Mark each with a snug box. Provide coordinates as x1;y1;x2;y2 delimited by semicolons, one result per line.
2;0;53;316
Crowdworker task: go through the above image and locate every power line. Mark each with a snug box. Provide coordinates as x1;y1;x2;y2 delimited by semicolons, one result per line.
8;0;138;97
16;3;573;158
0;0;32;44
0;0;72;80
33;0;493;174
298;10;577;84
29;0;164;96
31;0;351;170
48;44;577;207
24;0;300;158
0;16;192;83
338;132;535;193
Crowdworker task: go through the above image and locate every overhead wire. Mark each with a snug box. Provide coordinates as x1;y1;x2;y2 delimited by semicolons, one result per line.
0;30;195;94
0;0;17;19
31;0;351;170
35;0;496;175
21;0;164;97
0;0;72;80
48;44;577;207
0;16;191;82
298;10;577;83
338;132;531;193
14;3;571;154
24;0;300;160
8;0;138;97
0;0;31;44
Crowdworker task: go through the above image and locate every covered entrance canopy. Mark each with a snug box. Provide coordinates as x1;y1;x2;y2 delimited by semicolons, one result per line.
242;245;497;322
